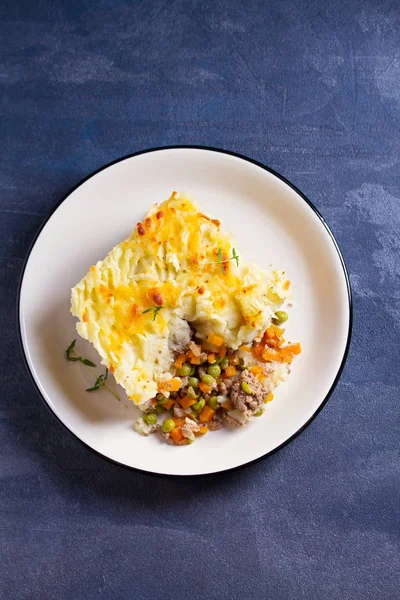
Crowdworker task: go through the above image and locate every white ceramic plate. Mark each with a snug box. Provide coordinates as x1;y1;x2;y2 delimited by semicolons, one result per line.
19;147;351;476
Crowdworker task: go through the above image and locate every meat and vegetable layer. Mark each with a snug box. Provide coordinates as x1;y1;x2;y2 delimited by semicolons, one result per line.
136;322;301;445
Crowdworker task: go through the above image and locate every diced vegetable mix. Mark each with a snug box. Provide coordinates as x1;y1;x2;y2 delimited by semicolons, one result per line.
139;314;301;445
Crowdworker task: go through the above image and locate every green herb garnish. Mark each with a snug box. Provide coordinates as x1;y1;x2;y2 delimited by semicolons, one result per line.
216;247;239;275
217;248;225;274
65;339;96;366
142;305;164;321
65;340;120;401
86;368;109;392
231;247;239;267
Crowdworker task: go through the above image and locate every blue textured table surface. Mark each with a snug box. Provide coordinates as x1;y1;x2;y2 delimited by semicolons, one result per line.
2;1;399;599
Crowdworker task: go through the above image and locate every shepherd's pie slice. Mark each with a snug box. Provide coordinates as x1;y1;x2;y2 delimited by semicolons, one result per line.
71;192;290;408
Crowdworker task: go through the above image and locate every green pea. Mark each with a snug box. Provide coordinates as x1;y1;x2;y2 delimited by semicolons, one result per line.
169;407;174;417
144;413;157;426
220;357;229;370
241;381;252;394
192;398;205;412
207;364;221;378
191;410;199;420
187;388;200;399
189;366;196;376
273;310;288;325
238;358;247;370
157;395;168;405
178;363;192;377
208;396;219;411
215;355;223;364
201;374;215;386
188;377;199;388
254;408;264;417
162;418;176;433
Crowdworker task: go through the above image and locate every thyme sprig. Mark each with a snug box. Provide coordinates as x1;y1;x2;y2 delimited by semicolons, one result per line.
215;247;239;274
65;340;120;401
86;368;109;392
231;247;239;267
142;305;164;321
65;339;96;366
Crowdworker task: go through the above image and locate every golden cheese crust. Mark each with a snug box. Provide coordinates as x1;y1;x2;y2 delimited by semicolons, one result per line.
71;192;290;407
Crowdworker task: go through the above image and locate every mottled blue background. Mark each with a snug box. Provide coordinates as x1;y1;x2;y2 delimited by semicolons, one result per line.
1;1;399;598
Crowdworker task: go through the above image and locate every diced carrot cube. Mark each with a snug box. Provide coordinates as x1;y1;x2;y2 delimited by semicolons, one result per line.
208;353;216;363
266;337;278;348
199;406;216;423
187;350;201;364
198;426;208;435
165;378;182;392
286;343;302;355
280;348;293;364
218;347;227;358
262;349;282;362
170;427;183;443
265;325;283;339
151;398;157;406
264;392;274;403
224;365;237;378
163;399;175;410
249;365;263;376
199;382;213;394
180;396;196;409
207;333;224;347
264;327;274;340
252;344;264;357
174;354;187;369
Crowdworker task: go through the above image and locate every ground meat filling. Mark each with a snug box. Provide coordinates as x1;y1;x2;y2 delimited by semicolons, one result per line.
231;370;268;414
218;379;232;395
207;411;224;430
135;321;301;445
